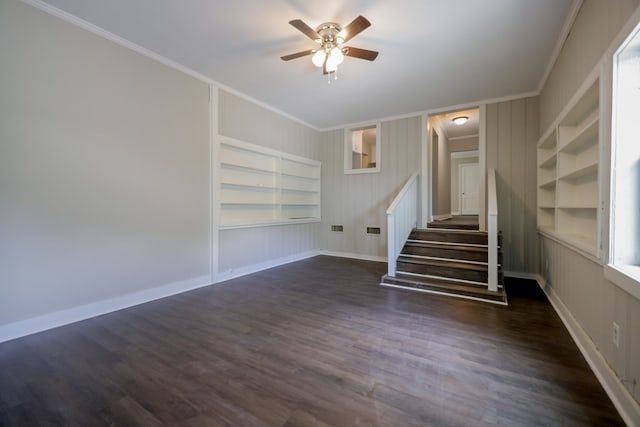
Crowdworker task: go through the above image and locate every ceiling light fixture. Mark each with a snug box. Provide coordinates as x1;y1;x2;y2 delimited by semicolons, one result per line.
281;16;378;83
452;116;469;125
313;23;345;82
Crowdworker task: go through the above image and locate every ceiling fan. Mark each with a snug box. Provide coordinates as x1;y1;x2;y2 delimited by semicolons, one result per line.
281;16;379;78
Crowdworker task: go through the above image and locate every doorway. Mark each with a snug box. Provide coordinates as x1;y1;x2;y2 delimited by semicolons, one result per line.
459;162;479;214
425;107;483;226
451;150;480;215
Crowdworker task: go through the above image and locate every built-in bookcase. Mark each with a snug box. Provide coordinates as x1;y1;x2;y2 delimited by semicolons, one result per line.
218;136;321;228
537;70;601;257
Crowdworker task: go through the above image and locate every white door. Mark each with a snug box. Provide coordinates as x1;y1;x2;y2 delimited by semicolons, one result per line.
460;163;479;215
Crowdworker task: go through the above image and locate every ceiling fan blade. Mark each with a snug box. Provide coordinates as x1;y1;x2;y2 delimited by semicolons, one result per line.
339;16;371;43
281;49;314;61
344;47;379;61
289;19;319;41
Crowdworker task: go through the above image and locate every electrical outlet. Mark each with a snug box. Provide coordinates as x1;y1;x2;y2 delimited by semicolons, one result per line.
613;322;620;348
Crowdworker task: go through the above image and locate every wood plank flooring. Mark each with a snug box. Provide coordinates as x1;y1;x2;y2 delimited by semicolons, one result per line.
0;256;624;426
428;215;479;230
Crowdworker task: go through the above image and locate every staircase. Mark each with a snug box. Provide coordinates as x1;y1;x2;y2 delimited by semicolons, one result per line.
381;224;507;305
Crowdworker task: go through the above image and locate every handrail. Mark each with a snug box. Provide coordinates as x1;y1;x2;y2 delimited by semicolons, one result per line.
386;172;419;277
386;172;419;215
487;168;498;292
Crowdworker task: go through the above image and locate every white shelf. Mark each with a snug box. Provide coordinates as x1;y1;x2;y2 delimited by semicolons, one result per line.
536;72;601;258
219;136;321;228
558;111;599;153
539;152;558;169
539;178;557;189
558;162;597;181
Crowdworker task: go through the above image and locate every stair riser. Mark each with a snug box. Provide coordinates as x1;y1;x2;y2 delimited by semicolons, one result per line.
386;282;504;302
410;230;487;245
428;223;479;231
402;246;487;262
397;261;488;282
381;276;506;303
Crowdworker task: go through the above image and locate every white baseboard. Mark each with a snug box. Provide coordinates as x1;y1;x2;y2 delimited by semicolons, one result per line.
503;270;638;424
215;250;320;283
319;250;387;263
450;211;461;216
0;275;211;344
542;284;640;427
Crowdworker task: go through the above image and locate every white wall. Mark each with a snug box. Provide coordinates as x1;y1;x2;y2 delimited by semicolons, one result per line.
486;97;539;274
0;0;211;328
216;89;322;274
538;0;640;413
448;136;479;153
428;118;451;218
539;0;640;132
321;116;422;259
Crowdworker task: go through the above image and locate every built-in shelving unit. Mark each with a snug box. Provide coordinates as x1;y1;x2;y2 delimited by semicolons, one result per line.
218;136;321;228
536;71;601;257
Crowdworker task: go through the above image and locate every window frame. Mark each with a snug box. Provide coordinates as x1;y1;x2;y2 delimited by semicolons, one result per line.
343;123;381;174
604;15;640;301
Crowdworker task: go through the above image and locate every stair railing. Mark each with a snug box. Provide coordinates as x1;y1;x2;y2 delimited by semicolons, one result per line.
386;172;419;277
487;168;498;292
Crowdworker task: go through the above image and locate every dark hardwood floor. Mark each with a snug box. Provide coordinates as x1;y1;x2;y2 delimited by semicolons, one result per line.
0;256;624;426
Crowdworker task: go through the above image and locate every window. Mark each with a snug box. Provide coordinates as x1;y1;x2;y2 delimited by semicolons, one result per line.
344;123;380;174
606;18;640;299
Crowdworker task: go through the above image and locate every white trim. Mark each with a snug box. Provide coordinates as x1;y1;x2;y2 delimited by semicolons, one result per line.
604;264;640;301
536;0;584;93
541;283;640;427
451;150;479;159
396;271;487;287
432;214;452;221
421;113;429;227
538;229;602;265
21;0;572;133
408;240;487;248
214;82;318;131
448;134;480;141
450;211;461;216
215;250;320;283
20;0;213;84
19;0;319;132
0;275;211;344
322;91;539;132
344;123;381;174
319;250;387;263
400;254;488;266
478;104;487;231
210;85;219;285
380;282;508;306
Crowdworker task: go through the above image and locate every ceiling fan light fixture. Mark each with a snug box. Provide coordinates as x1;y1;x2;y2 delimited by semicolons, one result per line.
329;47;344;65
325;58;338;73
311;50;326;67
282;16;378;80
452;116;469;125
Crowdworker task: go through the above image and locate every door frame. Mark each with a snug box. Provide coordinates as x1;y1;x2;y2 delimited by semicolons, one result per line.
421;105;486;230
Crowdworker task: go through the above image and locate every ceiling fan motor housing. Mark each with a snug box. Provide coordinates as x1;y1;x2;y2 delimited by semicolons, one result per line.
316;22;344;49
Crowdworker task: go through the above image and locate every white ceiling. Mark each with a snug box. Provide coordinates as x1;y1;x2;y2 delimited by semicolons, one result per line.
35;0;577;130
435;108;480;140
